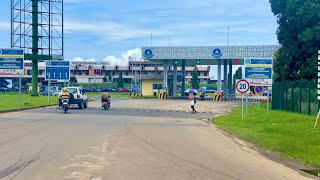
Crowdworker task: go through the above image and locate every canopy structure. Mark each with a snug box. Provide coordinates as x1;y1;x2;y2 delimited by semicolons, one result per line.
141;45;281;99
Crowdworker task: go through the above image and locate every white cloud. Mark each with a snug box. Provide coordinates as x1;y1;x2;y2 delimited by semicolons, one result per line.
64;20;164;41
70;48;142;66
103;48;142;66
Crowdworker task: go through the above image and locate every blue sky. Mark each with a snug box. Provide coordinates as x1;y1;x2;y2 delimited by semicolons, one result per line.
0;0;279;66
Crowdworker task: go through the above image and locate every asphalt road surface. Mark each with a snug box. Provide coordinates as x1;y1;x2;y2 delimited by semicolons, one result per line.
0;99;315;180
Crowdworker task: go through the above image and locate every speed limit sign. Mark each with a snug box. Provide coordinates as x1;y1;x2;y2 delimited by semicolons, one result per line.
236;79;250;94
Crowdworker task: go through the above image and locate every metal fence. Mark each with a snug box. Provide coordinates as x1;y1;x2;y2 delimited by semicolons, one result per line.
272;82;319;115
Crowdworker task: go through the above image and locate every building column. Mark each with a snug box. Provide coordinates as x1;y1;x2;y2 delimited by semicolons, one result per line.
228;60;233;94
217;60;222;93
173;62;178;97
163;60;168;89
181;60;186;96
223;59;228;100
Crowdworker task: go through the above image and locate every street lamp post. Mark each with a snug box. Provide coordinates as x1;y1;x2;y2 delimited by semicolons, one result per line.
140;58;142;93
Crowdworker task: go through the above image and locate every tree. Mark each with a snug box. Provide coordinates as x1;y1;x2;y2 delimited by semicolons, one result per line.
21;78;31;86
70;76;77;85
232;67;242;88
108;72;112;82
269;0;320;82
117;72;124;88
103;76;108;83
191;71;199;90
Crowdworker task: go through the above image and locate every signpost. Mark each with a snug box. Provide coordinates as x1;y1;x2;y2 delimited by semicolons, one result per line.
0;49;24;75
0;49;24;105
45;61;70;101
45;61;70;81
315;50;320;128
254;86;264;110
245;58;273;88
236;79;250;119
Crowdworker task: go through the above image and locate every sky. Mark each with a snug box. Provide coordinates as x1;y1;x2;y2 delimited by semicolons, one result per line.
0;0;279;75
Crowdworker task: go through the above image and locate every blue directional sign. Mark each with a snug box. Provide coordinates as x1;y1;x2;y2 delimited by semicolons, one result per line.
45;61;70;81
0;49;24;75
244;58;273;79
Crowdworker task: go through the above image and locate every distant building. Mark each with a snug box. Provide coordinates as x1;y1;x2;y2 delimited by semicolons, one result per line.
1;60;211;84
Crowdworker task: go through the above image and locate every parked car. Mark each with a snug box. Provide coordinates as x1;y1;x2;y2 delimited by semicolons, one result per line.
52;90;61;96
119;88;130;92
40;90;53;96
132;86;140;92
263;90;272;96
206;88;215;93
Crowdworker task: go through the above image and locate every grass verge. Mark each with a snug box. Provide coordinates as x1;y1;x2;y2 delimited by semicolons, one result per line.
213;104;320;167
0;94;58;112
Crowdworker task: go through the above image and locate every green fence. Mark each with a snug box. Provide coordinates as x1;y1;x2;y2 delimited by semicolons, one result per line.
272;82;319;115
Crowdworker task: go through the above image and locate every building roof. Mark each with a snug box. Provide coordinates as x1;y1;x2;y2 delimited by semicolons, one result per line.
128;61;161;65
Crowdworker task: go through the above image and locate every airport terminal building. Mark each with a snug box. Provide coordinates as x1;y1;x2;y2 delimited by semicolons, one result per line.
1;60;211;84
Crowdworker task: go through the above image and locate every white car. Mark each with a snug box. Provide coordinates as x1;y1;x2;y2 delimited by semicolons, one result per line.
59;87;88;109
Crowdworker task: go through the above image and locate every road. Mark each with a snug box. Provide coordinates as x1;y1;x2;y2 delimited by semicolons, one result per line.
0;99;314;180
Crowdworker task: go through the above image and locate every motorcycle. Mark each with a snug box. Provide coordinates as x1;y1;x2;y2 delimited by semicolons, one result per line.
61;99;69;113
102;101;110;110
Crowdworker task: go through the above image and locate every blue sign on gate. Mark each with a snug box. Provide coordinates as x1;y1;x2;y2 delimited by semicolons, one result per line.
45;61;70;81
244;58;273;79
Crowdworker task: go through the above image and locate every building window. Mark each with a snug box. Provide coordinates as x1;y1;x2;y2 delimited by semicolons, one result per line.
152;84;157;89
144;72;148;75
152;84;163;90
27;70;32;75
125;73;128;76
112;73;115;76
198;72;200;76
204;72;208;76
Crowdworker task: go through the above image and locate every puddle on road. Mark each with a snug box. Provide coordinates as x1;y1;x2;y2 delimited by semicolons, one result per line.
300;169;320;177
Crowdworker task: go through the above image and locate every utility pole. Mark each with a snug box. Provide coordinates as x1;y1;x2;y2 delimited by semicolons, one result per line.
134;40;136;88
227;26;230;46
31;0;39;96
151;32;153;47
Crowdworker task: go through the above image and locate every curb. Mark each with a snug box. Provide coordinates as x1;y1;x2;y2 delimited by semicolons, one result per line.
111;108;215;114
91;96;130;99
0;104;58;114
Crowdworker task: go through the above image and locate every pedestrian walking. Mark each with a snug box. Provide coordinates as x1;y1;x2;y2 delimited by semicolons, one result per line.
190;98;197;114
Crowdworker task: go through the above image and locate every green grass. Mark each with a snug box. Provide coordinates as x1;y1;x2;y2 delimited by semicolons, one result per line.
0;94;58;112
213;104;320;167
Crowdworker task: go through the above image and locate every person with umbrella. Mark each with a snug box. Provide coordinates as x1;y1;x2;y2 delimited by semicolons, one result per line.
190;97;197;114
185;88;198;99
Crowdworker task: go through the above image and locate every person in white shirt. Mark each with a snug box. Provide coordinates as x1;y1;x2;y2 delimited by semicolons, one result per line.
190;98;197;114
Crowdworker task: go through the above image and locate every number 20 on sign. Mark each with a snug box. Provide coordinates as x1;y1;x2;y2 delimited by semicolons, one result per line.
236;79;250;94
236;79;250;120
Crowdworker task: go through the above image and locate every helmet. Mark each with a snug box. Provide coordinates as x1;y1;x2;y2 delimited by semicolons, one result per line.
63;87;68;91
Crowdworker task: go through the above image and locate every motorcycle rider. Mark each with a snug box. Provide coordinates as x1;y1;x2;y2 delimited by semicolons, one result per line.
59;87;70;108
101;89;111;107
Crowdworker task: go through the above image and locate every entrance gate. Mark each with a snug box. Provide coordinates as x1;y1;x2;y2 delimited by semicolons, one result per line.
141;45;280;99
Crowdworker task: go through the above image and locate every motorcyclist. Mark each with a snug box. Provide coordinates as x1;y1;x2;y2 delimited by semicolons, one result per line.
199;90;205;101
101;89;111;107
59;87;70;108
